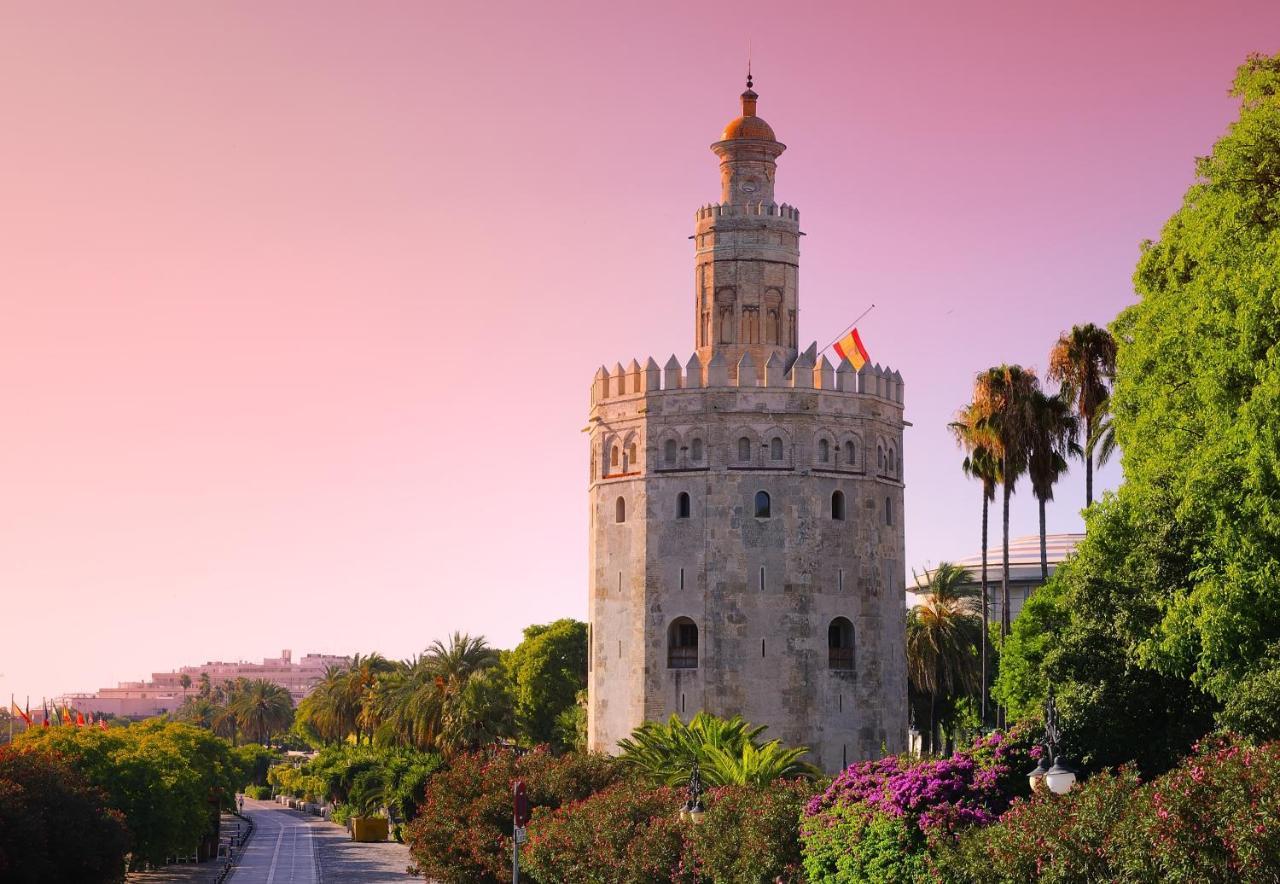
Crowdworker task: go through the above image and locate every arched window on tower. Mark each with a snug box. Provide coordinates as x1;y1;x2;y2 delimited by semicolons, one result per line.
738;437;752;462
829;617;855;670
691;438;704;462
615;497;626;523
831;490;845;521
818;439;830;463
845;440;857;467
720;306;734;343
611;446;620;469
766;308;780;344
664;439;678;465
770;436;783;461
885;496;893;526
677;492;691;519
668;618;699;669
877;445;885;472
754;490;771;518
628;442;638;468
888;447;897;476
701;311;710;347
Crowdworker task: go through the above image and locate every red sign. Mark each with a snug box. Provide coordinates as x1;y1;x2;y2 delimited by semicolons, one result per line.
513;780;530;828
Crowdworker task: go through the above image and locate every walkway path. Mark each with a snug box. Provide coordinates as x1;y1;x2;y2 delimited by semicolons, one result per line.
228;799;415;884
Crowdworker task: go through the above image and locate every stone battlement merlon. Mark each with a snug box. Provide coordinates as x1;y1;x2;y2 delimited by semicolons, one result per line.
590;350;904;407
695;201;799;222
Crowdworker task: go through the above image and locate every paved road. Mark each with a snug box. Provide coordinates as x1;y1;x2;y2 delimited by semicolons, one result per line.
230;800;319;884
229;800;416;884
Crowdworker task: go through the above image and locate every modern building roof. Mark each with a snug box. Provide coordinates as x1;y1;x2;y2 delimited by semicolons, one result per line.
911;533;1084;591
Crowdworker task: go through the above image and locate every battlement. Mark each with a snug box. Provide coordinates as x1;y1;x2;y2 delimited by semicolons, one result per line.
695;201;799;222
590;348;904;407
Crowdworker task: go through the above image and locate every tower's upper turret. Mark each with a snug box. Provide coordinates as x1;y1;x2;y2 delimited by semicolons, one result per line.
694;75;800;376
711;76;786;206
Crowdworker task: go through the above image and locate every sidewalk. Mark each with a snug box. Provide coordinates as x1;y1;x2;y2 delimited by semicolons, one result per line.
312;818;416;882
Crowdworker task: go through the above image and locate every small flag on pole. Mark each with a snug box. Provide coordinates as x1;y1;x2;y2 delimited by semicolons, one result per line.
832;328;870;370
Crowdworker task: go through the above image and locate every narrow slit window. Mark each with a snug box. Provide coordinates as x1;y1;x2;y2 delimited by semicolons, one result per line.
677;492;691;519
679;567;685;590
832;490;845;520
759;566;765;591
761;638;766;658
616;497;626;523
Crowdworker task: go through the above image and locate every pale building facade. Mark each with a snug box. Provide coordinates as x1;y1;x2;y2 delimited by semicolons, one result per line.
586;81;908;773
61;649;349;719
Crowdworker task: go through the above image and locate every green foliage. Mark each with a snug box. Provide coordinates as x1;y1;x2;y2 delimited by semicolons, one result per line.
801;803;929;884
15;721;246;870
505;619;587;748
270;743;442;822
616;712;818;787
690;780;811;884
522;782;700;884
906;562;983;752
552;689;588;753
0;746;130;883
993;492;1217;775
243;784;271;800
938;735;1280;882
403;747;620;884
1219;666;1280;741
234;742;277;786
1110;50;1280;715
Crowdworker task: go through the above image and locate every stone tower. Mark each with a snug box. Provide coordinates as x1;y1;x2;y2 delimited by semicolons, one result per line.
586;78;907;773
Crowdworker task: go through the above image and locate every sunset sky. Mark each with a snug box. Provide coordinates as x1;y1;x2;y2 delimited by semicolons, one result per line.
3;1;1277;705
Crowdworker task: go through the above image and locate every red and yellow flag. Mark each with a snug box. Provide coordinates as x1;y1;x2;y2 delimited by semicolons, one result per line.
61;705;73;726
10;701;31;727
833;328;870;370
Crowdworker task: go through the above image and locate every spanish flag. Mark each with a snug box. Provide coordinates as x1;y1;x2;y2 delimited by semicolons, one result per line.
833;328;870;370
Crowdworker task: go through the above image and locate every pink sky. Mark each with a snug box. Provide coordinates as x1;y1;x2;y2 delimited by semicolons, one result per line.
2;2;1276;705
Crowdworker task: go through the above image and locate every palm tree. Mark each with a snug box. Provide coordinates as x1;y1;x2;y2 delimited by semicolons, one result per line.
906;563;983;753
179;673;191;704
950;405;1002;726
231;679;295;746
422;633;500;756
198;672;212;699
1048;324;1117;507
616;712;817;785
297;664;350;744
344;653;394;744
970;365;1040;655
1027;391;1080;582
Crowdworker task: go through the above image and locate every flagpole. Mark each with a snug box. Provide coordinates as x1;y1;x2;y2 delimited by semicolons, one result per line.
819;303;876;357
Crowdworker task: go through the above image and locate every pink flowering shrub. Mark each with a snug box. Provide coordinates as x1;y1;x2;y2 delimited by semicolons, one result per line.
801;729;1033;882
935;735;1280;883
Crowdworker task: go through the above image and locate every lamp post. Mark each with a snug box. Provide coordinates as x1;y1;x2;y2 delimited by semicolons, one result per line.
679;761;705;823
1027;693;1078;795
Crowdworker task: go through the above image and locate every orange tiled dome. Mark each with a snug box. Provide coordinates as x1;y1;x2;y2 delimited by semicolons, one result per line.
721;88;776;141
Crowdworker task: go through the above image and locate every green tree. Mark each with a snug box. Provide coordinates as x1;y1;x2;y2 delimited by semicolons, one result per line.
230;679;294;747
505;618;587;746
1048;323;1116;508
0;746;130;883
906;562;983;753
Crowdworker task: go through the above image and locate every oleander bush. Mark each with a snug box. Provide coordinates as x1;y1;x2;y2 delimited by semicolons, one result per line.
404;747;620;884
935;735;1280;883
0;746;130;883
690;779;812;884
523;781;699;884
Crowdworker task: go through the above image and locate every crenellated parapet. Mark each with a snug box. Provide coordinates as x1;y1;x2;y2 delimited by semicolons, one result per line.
590;346;904;406
695;201;800;223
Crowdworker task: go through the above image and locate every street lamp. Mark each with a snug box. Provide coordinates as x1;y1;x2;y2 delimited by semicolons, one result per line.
1027;693;1078;795
679;761;705;824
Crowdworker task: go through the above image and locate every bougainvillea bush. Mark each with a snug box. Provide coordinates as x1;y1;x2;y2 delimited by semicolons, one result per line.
936;735;1280;883
801;729;1033;883
403;747;620;884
